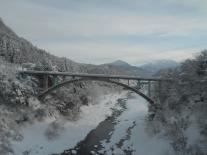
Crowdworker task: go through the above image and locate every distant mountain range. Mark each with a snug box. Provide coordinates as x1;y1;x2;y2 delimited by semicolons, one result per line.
100;60;148;76
140;60;179;75
0;18;178;77
101;59;179;76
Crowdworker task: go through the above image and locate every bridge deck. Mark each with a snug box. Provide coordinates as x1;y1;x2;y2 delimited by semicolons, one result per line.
19;70;168;81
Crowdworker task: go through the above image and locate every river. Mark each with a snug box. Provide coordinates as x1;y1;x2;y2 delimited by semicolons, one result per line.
11;91;173;155
57;92;173;155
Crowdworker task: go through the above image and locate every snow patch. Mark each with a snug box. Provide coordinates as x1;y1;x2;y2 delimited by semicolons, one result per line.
99;93;174;155
10;91;127;155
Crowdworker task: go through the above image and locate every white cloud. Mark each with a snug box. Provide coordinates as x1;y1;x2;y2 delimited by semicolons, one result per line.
0;0;206;65
1;0;207;39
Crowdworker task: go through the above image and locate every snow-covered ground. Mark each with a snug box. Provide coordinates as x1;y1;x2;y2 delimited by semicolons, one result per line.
10;91;176;155
98;93;174;155
10;91;128;155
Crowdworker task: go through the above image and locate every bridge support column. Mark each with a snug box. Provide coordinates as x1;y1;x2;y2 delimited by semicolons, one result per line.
53;75;58;86
158;81;161;99
63;75;66;81
137;80;141;90
43;75;48;90
148;81;151;97
117;78;120;83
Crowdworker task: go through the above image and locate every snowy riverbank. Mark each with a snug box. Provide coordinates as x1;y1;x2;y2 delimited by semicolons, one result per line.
98;93;174;155
10;91;128;155
10;91;177;155
57;92;175;155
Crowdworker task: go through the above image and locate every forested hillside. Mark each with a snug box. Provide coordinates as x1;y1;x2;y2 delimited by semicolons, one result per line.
0;18;148;76
149;51;207;155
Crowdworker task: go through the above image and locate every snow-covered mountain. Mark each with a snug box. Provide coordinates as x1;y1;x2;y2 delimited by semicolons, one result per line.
0;18;17;37
140;60;179;75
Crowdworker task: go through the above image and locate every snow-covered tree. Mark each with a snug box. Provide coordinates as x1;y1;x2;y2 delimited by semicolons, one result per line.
149;50;207;155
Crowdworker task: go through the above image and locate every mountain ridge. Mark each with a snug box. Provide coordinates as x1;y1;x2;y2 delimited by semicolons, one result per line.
0;18;149;76
0;18;178;77
140;59;179;75
107;60;131;67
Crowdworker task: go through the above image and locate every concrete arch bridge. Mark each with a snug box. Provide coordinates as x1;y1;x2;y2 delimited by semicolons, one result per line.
19;71;169;105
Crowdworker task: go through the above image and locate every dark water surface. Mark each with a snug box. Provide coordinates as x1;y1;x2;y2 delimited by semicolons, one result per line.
56;96;131;155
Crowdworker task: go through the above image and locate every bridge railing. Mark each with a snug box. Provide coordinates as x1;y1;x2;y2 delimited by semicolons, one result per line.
19;70;171;82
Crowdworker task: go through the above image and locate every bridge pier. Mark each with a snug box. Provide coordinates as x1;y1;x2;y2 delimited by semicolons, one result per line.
137;80;141;90
43;75;48;90
52;75;59;86
158;81;161;99
62;75;66;81
148;81;151;97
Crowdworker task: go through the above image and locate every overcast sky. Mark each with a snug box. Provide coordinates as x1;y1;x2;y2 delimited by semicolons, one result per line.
0;0;207;65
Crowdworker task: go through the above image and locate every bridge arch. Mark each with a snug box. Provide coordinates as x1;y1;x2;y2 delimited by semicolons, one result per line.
39;78;154;105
